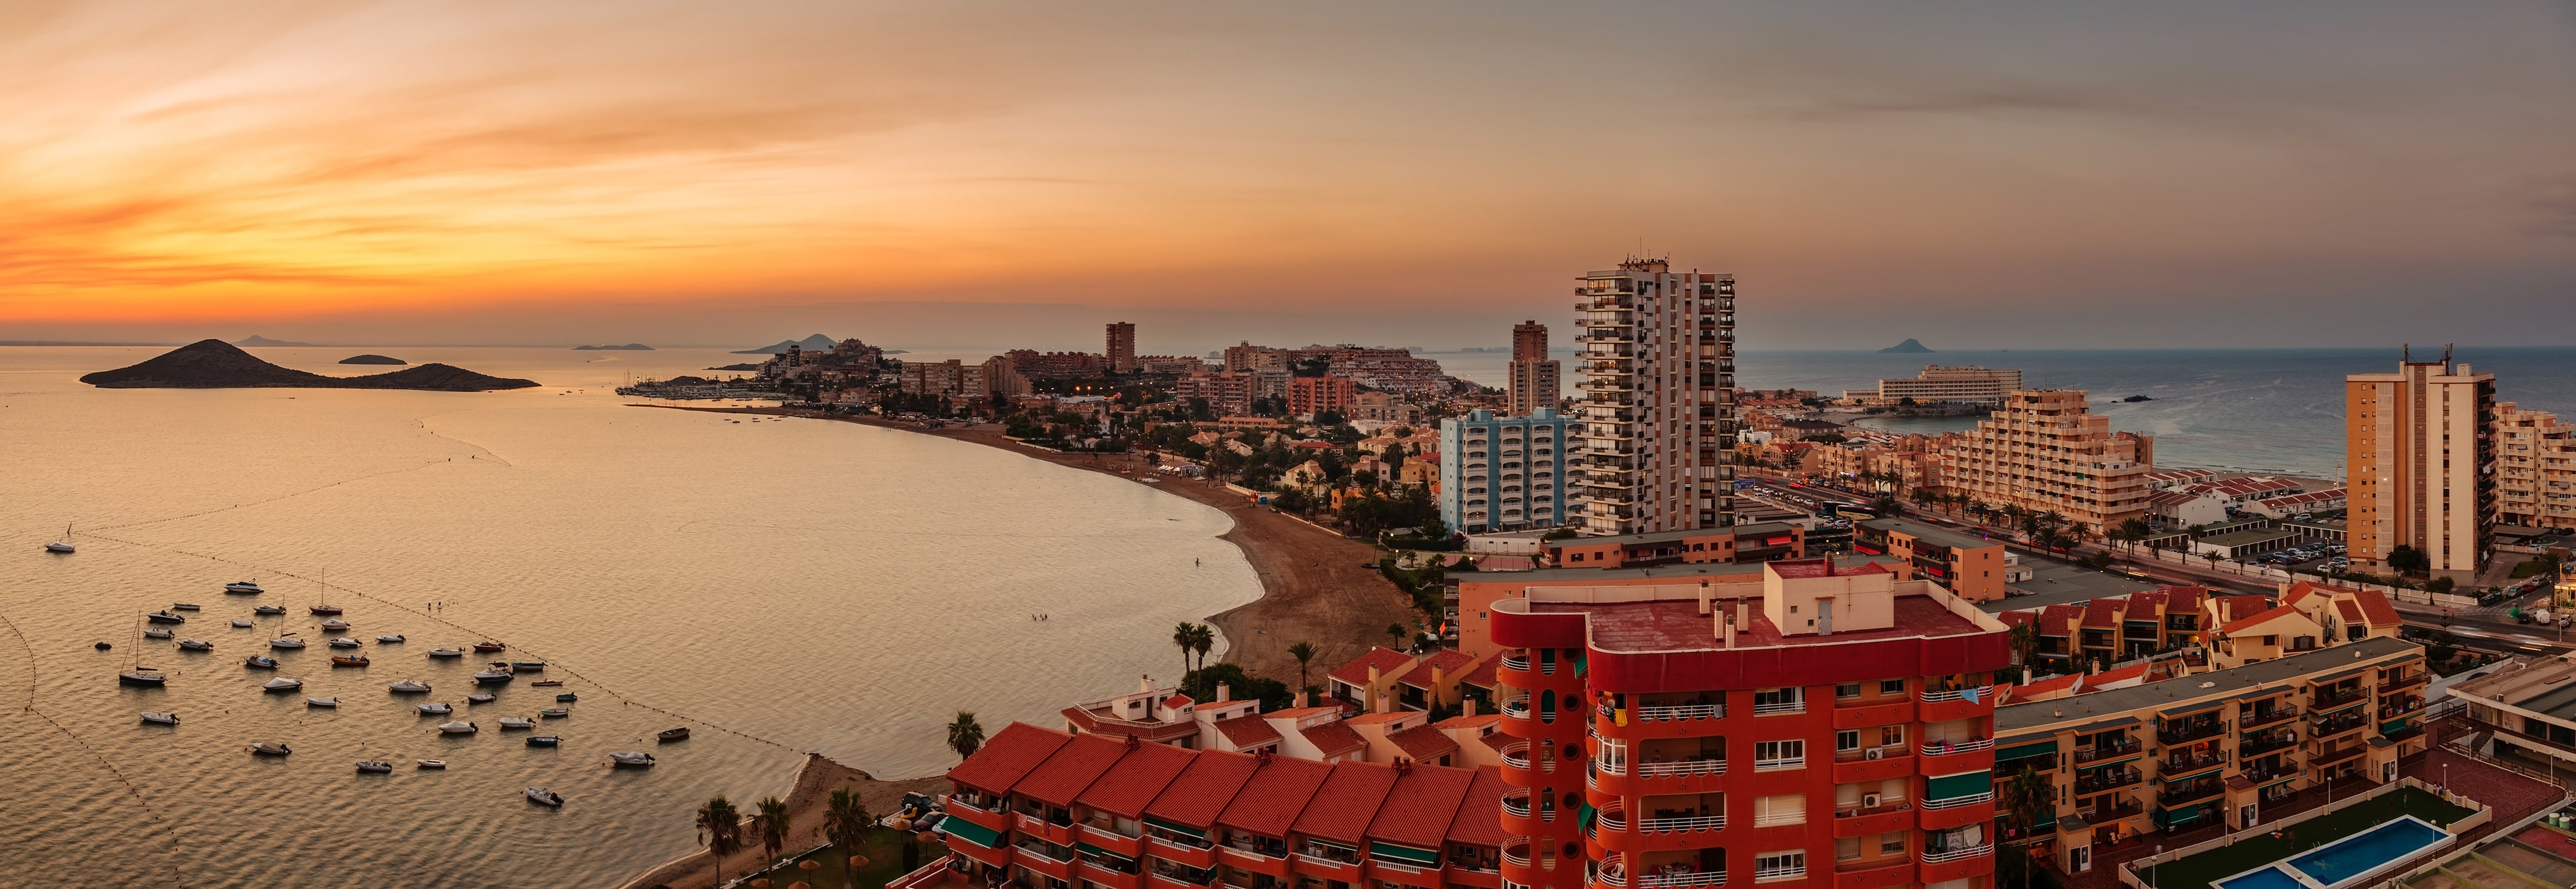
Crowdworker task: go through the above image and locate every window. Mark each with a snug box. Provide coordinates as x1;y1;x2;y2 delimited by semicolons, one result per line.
1753;740;1804;771
1879;832;1906;855
1753;851;1805;881
1835;683;1860;699
1880;725;1906;747
1880;679;1906;695
1753;794;1805;827
1753;687;1804;714
1835;837;1862;861
1836;730;1859;752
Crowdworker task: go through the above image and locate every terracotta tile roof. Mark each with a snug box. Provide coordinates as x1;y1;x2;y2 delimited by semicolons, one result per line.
1214;716;1282;749
1329;647;1419;689
1075;740;1196;819
2210;594;2270;623
1396;650;1476;690
1299;722;1368;757
1388;725;1460;762
1143;750;1260;828
2089;663;2152;685
1998;611;2035;629
1366;765;1476;850
1433;713;1499;732
2164;586;2206;613
1456;659;1501;691
1016;733;1129;808
2356;590;2401;627
1291;760;1402;844
2004;673;2082;702
2219;604;2307;637
1264;706;1342;721
1477;732;1516;754
2082;599;2121;629
1163;694;1195;709
2336;599;2366;624
2038;604;2085;635
1342;712;1418;726
2124;590;2166;619
1445;767;1512;848
947;722;1072;795
1215;756;1333;836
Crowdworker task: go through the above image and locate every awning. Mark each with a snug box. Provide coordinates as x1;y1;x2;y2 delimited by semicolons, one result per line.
1370;843;1440;867
1997;741;2058;763
1077;843;1135;862
2380;719;2416;736
1144;817;1206;840
945;817;1005;849
1926;771;1993;801
1307;837;1358;853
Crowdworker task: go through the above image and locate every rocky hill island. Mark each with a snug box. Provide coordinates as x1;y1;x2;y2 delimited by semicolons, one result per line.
83;340;538;391
1878;338;1935;353
338;354;407;365
572;343;654;350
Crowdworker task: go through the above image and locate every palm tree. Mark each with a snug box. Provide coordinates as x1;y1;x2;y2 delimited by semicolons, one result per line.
1998;765;2055;882
1387;623;1408;649
1189;623;1215;670
756;795;791;860
947;710;985;761
1172;622;1198;674
822;788;870;889
698;796;745;883
1287;641;1318;697
2005;622;2039;678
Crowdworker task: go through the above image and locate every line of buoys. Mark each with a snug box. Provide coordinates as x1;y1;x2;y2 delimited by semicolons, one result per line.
88;457;459;534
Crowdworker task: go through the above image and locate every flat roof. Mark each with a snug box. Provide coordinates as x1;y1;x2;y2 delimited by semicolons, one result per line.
2454;656;2576;722
1460;554;1904;586
1859;517;2001;552
1554;521;1799;549
1531;593;1988;653
1994;636;2419;737
2200;528;2299;547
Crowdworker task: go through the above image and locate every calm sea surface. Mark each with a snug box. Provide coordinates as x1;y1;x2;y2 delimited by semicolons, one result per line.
0;346;1261;889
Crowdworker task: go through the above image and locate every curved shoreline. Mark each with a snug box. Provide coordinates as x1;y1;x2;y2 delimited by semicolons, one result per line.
615;753;947;889
632;404;1411;680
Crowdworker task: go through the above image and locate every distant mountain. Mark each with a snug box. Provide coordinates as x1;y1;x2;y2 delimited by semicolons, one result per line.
732;334;838;355
572;343;655;351
338;354;408;365
82;340;537;391
234;335;311;347
1878;338;1935;353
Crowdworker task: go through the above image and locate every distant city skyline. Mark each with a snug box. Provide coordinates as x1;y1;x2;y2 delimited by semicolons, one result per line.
6;2;2573;347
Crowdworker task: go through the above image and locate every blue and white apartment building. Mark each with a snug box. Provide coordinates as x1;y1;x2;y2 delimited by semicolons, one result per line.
1438;408;1575;534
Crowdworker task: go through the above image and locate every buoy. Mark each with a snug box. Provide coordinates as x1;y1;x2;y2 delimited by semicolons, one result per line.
96;642;111;651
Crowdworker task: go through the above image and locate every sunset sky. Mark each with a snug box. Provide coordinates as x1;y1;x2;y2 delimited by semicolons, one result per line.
4;1;2573;351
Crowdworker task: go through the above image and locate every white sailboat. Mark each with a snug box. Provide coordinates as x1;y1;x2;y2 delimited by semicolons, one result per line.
45;524;75;553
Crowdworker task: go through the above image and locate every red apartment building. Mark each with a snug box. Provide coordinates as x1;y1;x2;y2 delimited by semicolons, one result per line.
937;722;1514;889
1487;558;2013;889
1290;376;1358;419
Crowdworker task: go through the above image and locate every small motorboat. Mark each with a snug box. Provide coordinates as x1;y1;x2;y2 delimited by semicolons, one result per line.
416;759;446;769
139;711;179;725
529;680;563;688
466;693;495;704
177;639;213;651
146;610;186;624
306;696;338;708
119;670;166;687
46;526;76;553
262;677;303;693
472;642;505;653
230;620;254;629
417;702;453;715
610;752;655;768
427;648;464;658
252;604;285;615
309;604;343;617
376;634;405;643
172;603;201;611
319;618;350;631
142;627;173;639
96;642;110;651
540;708;570;718
327;638;362;649
356;760;393;773
497;717;535;730
388;679;430;693
224;580;266;594
269;635;305;650
525;787;564;807
526;736;560;748
554;693;578;703
244;655;279;669
331;654;369;667
472;669;513;685
508;661;546;673
248;741;291;756
437;721;477;734
657;727;690;742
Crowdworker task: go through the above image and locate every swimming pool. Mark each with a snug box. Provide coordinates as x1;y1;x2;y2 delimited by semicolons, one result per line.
2213;816;2453;889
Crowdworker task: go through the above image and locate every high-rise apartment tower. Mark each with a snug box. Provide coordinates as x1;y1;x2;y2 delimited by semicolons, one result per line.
1507;321;1561;417
1573;259;1735;536
1106;322;1137;374
2346;347;2496;583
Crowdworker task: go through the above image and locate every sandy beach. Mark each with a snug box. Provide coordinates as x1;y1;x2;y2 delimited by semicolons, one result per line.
638;405;1415;679
615;753;948;889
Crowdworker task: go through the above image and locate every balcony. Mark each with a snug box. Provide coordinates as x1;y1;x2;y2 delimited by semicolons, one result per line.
1634;758;1727;778
2383;671;2429;692
2157;721;2226;746
2377;698;2426;721
2310;745;2366;768
1634;703;1725;722
2081;798;2143;823
2312;712;2365;738
1638;814;1726;833
1502;742;1532;770
1503;842;1532;869
2156;781;2224;808
2073;769;2141;796
1919;738;1992;757
1502;654;1531;673
1832;799;1913;837
1637;870;1728;888
2241;708;2301;730
2313;686;2365;709
1503;791;1532;819
1502;698;1532;720
2072;738;2143;765
2241;732;2299;758
2160;749;2227;774
1919;686;1994;704
1752;700;1807;716
1921;844;1992;866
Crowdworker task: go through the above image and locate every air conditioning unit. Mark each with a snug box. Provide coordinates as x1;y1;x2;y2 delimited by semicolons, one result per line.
1864;748;1883;760
1862;792;1883;807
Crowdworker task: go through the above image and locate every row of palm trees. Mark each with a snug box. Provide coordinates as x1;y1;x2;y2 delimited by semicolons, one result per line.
1171;622;1216;674
695;788;875;887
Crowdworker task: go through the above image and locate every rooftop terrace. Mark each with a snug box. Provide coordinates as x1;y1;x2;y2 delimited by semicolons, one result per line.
1994;636;2420;736
1530;592;1989;653
2449;654;2576;722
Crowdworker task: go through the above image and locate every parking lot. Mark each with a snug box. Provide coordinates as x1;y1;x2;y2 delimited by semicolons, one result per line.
2249;540;2349;574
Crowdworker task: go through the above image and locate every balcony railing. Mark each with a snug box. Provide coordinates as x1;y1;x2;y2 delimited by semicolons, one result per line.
2310;745;2365;768
1922;844;1993;865
1634;703;1725;721
1639;815;1727;832
2156;782;2223;807
1502;742;1531;770
1921;686;1995;704
1750;862;1805;881
2082;799;2143;823
2241;708;2301;730
2383;671;2429;692
2312;713;2365;737
1502;654;1531;672
2160;750;2227;773
1834;799;1913;820
1502;698;1532;720
1636;870;1728;887
2157;721;2226;745
1503;792;1531;819
1921;792;1994;810
2073;769;2142;796
2242;733;2298;758
1503;843;1531;868
2072;738;2142;764
1921;738;1993;757
1753;755;1804;772
2313;686;2365;709
1635;758;1727;777
2377;698;2426;721
1752;700;1806;716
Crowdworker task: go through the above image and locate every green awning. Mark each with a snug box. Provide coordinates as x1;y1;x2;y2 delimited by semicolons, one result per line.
1370;843;1440;867
1996;741;2057;762
945;817;1004;849
1144;816;1206;840
1926;771;1993;801
2162;768;2221;785
2380;719;2415;735
2031;809;2057;829
1077;843;1135;862
1307;837;1358;853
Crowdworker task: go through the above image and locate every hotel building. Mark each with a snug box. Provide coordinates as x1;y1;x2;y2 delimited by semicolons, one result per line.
1939;390;2156;535
1290;376;1358;421
1509;321;1563;418
1109;322;1139;374
2494;401;2576;531
1440;409;1576;534
1573;259;1736;536
2345;350;2497;582
1852;518;2010;604
1843;366;2025;406
1988;637;2430;875
1486;557;2013;889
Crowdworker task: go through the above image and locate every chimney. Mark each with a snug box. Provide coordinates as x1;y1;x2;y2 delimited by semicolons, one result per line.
1368;665;1382;713
1140;674;1155;694
1216;682;1231;704
1463;698;1477;718
1698;579;1713;615
1294;689;1309;708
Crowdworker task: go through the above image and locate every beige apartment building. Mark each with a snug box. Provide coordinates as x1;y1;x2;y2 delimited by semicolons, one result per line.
1573;258;1737;535
2345;351;2496;582
1844;365;2025;405
2495;401;2576;531
1504;319;1560;418
1939;389;2156;535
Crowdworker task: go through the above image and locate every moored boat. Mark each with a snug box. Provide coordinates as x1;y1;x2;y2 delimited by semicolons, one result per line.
244;655;279;669
610;752;654;768
46;525;76;553
416;702;453;715
118;670;166;687
269;634;304;650
508;661;546;673
331;654;369;667
319;618;350;631
142;627;173;639
146;610;186;624
554;692;577;702
356;760;393;773
472;669;513;685
497;716;535;729
529;679;563;688
526;736;560;747
224;580;264;594
309;604;342;617
139;711;178;725
262;677;303;693
376;634;405;643
657;727;690;742
306;696;338;708
539;708;570;718
416;759;446;769
252;604;285;615
171;603;200;611
437;720;477;734
427;647;464;658
524;787;563;807
388;678;430;693
230;620;254;629
327;638;362;649
177;638;213;651
472;642;505;653
467;693;495;704
248;741;291;756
